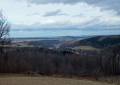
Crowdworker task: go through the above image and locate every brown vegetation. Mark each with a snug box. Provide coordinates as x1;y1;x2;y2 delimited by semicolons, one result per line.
0;75;114;85
0;45;120;77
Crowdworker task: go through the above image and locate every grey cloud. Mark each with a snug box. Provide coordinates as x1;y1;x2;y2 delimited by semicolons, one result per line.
89;0;120;14
28;0;80;4
28;0;120;13
43;9;66;16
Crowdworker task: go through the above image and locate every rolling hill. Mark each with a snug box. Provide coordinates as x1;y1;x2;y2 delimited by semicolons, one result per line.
60;35;120;49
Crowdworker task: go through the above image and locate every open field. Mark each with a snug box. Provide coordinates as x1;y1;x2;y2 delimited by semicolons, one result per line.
73;45;99;51
0;75;114;85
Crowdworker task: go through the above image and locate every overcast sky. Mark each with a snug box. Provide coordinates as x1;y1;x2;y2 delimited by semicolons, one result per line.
0;0;120;30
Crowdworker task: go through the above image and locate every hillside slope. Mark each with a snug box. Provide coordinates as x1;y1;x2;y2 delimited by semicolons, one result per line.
60;35;120;49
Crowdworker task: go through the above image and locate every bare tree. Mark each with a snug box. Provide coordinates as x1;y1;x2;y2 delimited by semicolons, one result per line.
0;11;10;45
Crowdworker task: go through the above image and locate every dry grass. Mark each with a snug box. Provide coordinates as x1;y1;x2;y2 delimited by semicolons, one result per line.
98;76;120;85
0;75;114;85
73;46;99;51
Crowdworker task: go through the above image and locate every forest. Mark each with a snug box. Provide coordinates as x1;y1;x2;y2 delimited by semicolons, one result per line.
0;44;120;77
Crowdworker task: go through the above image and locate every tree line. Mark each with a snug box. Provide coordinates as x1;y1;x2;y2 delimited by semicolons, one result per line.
0;46;120;77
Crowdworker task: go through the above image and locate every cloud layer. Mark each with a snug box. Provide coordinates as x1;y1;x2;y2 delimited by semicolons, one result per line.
0;0;120;30
28;0;120;13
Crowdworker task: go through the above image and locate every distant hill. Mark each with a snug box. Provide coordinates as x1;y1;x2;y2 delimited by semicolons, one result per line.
11;36;87;49
60;35;120;49
12;35;120;50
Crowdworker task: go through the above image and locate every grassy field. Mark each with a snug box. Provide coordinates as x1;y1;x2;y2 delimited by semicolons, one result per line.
98;76;120;85
73;45;100;51
0;75;114;85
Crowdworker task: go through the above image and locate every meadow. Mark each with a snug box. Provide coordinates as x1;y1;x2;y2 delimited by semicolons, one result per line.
0;75;115;85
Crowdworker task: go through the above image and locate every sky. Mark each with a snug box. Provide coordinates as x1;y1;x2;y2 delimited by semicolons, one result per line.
0;0;120;37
